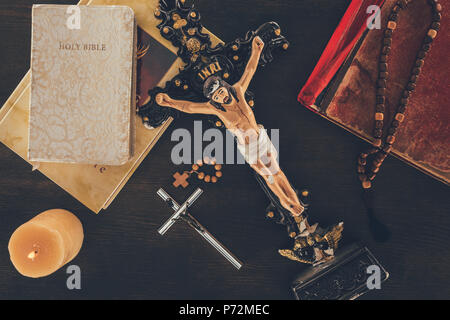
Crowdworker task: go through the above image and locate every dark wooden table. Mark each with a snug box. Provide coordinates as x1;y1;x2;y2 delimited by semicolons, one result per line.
1;0;449;300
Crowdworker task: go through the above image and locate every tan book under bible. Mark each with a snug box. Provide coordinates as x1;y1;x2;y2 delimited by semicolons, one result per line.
29;5;136;165
0;0;222;213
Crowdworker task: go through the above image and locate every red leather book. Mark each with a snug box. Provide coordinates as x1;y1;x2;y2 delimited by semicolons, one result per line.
298;0;449;185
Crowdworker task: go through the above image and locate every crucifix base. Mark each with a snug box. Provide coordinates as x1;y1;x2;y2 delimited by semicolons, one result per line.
291;243;389;300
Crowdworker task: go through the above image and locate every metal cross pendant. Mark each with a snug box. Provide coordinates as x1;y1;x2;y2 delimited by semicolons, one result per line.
157;188;243;269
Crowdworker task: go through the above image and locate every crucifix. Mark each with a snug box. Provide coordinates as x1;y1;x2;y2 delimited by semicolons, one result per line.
157;188;243;269
140;0;343;265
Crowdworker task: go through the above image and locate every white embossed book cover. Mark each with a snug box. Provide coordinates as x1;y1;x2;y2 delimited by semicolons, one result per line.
29;5;136;165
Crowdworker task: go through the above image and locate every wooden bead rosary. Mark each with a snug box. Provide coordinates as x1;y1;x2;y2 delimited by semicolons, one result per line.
173;157;223;188
358;0;441;189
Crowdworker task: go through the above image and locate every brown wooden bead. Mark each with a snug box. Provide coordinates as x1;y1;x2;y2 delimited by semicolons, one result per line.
375;112;384;120
382;46;390;55
431;22;440;30
357;165;365;174
375;120;383;129
380;55;387;63
422;43;431;52
373;139;382;147
395;113;405;122
389;14;398;22
384;29;393;37
384;38;392;46
372;158;381;165
373;129;383;138
215;171;222;178
376;153;387;161
362;180;372;189
377;79;387;88
373;159;382;167
392;120;400;128
383;144;392;153
415;59;424;67
397;0;408;9
379;63;387;71
387;21;397;30
214;164;222;170
376;104;385;112
428;29;438;39
436;3;442;11
358;174;367;182
204;175;211;183
211;176;218;183
198;172;205;179
424;36;433;44
387;135;396;144
433;12;441;22
407;82;416;91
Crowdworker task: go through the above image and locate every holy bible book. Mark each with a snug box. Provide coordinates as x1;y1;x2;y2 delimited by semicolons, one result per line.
298;0;449;185
29;5;137;165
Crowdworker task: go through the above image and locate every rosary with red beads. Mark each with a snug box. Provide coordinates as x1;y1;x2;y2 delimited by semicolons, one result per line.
357;0;441;189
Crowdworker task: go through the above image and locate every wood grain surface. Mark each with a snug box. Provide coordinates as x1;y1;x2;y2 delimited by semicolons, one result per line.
0;0;449;300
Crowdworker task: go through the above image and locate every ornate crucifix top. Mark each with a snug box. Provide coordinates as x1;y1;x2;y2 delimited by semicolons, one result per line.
137;0;289;128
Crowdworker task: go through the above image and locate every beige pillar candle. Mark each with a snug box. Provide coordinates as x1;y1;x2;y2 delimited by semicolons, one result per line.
8;209;84;278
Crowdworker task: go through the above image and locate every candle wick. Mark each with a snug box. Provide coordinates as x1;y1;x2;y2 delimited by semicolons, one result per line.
27;250;38;260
